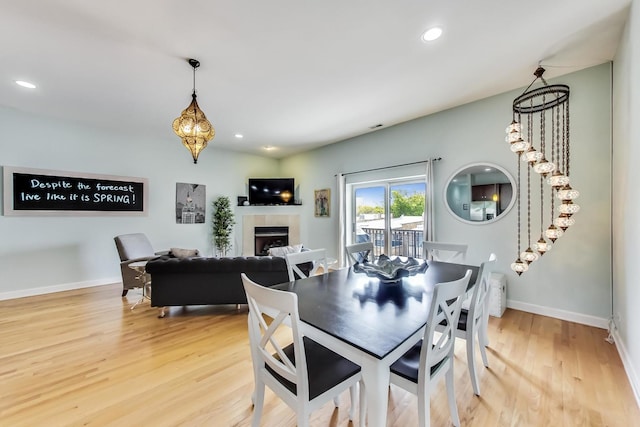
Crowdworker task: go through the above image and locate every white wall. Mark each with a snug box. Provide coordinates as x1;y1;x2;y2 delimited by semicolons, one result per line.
0;106;279;298
282;63;613;327
613;0;640;404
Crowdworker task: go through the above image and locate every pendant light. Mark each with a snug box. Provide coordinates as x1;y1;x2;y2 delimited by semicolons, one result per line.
172;59;215;164
506;66;579;275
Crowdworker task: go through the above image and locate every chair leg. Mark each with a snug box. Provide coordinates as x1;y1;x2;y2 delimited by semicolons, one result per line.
121;288;128;297
445;366;460;427
481;306;490;347
478;332;490;368
359;380;366;427
252;381;265;427
417;383;431;427
467;332;481;396
348;385;356;420
296;409;310;427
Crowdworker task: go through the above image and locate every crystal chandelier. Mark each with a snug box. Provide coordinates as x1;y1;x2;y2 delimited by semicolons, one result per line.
507;66;579;275
173;59;215;164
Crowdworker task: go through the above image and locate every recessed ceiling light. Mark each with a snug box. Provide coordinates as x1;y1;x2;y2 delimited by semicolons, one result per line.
234;133;243;139
15;80;36;89
485;168;492;172
263;145;277;151
421;27;442;42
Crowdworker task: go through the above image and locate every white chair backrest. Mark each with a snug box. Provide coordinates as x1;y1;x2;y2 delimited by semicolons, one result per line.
241;273;311;399
423;241;468;263
421;270;472;372
345;241;374;266
285;248;328;281
467;253;497;324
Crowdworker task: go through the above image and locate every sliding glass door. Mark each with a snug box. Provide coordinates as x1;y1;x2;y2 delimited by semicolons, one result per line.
352;180;426;258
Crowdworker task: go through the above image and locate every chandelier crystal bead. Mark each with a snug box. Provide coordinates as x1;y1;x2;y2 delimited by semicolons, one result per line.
534;235;552;255
506;132;522;143
558;200;580;216
520;247;539;264
556;184;580;201
510;257;529;276
521;146;543;164
554;213;576;230
544;224;564;242
547;170;570;188
532;156;556;176
510;137;531;153
505;120;522;134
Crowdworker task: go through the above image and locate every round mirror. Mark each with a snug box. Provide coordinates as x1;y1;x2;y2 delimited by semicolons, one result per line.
444;162;516;225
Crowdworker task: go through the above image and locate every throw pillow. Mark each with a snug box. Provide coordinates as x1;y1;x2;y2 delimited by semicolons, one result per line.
170;247;199;258
268;244;303;257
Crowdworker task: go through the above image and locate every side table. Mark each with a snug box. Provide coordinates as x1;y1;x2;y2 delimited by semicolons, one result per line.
128;261;151;310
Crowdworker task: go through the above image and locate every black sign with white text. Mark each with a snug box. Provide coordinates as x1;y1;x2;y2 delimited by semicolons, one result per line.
7;170;145;213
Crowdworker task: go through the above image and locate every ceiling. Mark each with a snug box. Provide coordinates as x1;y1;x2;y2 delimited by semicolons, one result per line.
0;0;630;159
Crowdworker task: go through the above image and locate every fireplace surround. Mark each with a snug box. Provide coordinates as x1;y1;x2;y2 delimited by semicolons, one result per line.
242;214;300;256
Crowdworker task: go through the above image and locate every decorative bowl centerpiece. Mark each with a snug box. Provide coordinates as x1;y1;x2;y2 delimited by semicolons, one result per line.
353;254;428;284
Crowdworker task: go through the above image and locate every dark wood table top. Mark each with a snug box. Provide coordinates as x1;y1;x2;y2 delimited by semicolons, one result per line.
272;260;479;360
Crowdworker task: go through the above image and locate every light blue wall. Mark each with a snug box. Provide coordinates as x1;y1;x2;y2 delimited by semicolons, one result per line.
0;107;279;296
1;65;614;325
613;0;640;403
282;63;613;324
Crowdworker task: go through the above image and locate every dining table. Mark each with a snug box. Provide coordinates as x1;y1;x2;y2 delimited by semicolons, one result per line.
271;259;479;427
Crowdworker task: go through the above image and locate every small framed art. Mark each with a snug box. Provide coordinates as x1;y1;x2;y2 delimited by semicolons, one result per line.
314;188;330;217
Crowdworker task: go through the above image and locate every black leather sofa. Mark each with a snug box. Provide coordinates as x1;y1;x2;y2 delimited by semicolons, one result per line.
145;256;305;317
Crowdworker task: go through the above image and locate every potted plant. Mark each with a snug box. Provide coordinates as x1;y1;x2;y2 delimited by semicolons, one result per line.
212;196;235;256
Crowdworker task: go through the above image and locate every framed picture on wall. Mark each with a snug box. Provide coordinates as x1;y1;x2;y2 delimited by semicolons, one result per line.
176;183;206;224
314;188;330;217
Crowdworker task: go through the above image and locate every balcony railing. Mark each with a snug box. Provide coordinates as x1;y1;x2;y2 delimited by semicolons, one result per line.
360;228;424;259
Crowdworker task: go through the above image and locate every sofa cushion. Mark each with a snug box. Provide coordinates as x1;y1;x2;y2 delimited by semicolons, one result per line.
268;244;303;257
170;247;200;258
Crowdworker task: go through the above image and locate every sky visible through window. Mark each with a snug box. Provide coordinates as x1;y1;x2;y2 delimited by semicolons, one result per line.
356;182;425;207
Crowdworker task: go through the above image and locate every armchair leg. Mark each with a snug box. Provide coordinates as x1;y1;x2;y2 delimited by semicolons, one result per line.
158;307;166;318
122;289;128;297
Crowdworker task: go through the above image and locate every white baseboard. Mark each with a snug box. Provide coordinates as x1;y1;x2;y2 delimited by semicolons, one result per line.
0;277;120;301
507;299;609;329
612;328;640;410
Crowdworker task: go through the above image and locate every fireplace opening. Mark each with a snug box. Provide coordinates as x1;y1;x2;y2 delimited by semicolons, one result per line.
254;226;289;256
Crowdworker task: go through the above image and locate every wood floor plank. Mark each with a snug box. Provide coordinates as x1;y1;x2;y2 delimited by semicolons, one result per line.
1;283;638;426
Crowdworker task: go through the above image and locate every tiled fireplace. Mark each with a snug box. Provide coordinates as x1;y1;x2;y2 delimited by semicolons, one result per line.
242;214;300;256
254;226;289;256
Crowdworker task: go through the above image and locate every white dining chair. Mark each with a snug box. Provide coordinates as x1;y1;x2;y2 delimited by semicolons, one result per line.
389;269;471;427
241;274;364;427
440;253;497;396
285;248;328;281
423;241;468;263
345;241;374;266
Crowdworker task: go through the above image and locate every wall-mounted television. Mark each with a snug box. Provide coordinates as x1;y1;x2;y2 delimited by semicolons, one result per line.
248;178;295;205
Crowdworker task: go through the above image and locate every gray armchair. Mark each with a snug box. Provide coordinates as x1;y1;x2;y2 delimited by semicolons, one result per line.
114;233;167;296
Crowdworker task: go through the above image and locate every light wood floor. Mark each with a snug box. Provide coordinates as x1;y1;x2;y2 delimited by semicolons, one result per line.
1;283;638;426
